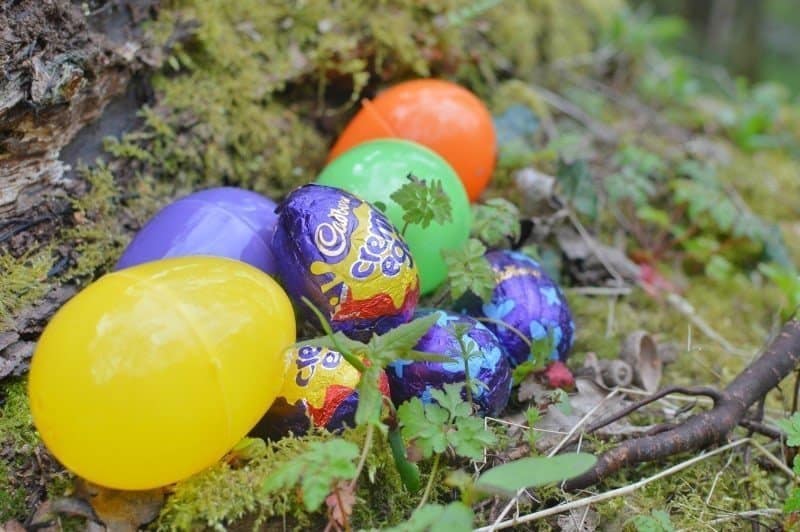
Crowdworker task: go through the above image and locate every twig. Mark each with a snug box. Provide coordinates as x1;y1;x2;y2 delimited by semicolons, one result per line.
417;453;440;510
566;286;632;296
529;84;618;144
486;390;619;530
474;439;750;531
348;424;374;491
567;210;626;288
749;439;797;481
704;508;782;527
664;293;752;357
738;419;784;440
582;386;723;437
566;319;800;490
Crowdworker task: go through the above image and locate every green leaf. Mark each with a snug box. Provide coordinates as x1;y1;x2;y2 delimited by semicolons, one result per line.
475;453;597;495
450;416;496;461
388;428;421;493
777;413;800;447
556;158;597;219
390;173;453;230
368;313;441;366
398;398;448;459
629;510;675;532
262;439;359;511
380;502;474;532
355;365;385;427
471;198;520;247
635;205;671;229
552;389;572;415
429;382;472;421
443;239;495;302
785;487;800;513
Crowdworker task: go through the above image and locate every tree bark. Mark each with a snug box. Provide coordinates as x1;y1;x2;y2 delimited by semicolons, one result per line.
0;0;159;221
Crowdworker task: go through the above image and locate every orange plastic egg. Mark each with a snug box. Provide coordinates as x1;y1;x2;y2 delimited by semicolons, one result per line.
327;79;497;202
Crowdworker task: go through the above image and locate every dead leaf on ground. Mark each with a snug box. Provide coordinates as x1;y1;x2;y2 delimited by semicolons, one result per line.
74;478;165;532
1;520;27;532
524;378;653;452
326;481;355;530
557;507;599;532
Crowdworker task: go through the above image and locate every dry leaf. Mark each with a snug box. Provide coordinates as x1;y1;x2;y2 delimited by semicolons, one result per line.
325;481;356;530
74;478;165;532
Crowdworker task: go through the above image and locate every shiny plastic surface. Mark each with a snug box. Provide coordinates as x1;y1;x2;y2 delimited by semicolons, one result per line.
116;187;279;275
316;139;470;295
28;256;296;490
327;79;497;201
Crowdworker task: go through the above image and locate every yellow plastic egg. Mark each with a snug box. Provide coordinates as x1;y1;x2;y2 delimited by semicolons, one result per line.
27;256;296;490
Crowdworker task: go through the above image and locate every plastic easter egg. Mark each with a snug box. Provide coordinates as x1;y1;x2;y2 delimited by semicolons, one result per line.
316;139;470;294
27;256;296;490
471;250;575;367
386;309;512;416
116;187;279;275
252;344;390;440
272;184;419;340
327;79;496;201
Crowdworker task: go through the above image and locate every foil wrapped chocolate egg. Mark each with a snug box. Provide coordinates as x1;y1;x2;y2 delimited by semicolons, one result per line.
272;184;420;340
386;309;512;416
252;344;390;440
474;250;575;367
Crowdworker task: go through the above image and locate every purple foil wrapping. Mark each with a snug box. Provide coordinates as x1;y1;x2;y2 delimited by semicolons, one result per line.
272;184;419;340
474;250;575;367
386;309;512;417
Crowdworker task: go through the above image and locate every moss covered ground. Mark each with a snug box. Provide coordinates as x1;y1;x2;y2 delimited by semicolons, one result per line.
2;0;800;529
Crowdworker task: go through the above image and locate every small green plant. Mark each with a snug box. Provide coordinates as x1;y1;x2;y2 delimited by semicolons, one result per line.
443;239;496;302
397;383;497;508
628;510;675;532
390;173;453;235
262;439;360;512
778;413;800;515
470;198;520;248
759;263;800;319
524;407;541;449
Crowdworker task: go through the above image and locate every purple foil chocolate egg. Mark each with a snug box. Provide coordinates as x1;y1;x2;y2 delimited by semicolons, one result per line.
386;309;512;416
272;184;419;340
474;250;575;367
116;187;279;274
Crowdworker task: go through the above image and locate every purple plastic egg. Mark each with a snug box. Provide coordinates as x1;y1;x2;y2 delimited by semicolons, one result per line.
473;250;575;367
272;184;420;341
386;309;512;417
116;187;279;274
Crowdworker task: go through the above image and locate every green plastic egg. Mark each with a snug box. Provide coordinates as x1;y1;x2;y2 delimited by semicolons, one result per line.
316;139;470;294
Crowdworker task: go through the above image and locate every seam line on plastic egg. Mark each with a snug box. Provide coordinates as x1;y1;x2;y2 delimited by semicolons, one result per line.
181;199;275;257
154;279;236;442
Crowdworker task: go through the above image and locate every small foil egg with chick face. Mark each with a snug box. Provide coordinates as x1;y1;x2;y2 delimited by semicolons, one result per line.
252;344;390;440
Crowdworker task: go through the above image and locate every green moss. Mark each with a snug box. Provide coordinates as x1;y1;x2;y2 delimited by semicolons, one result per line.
154;426;415;531
0;379;38;522
0;250;55;330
